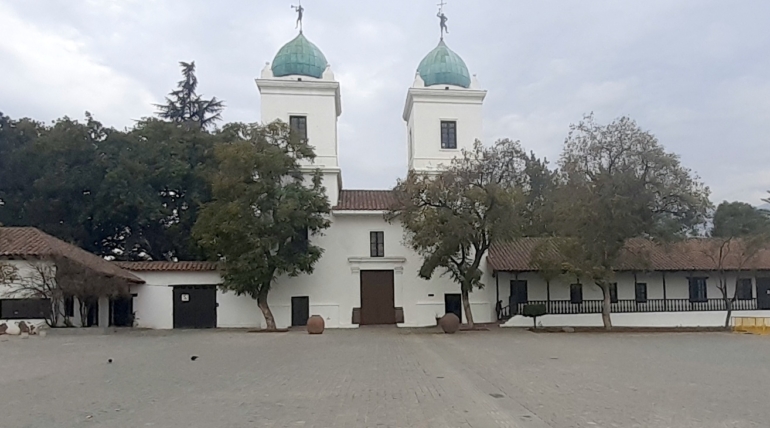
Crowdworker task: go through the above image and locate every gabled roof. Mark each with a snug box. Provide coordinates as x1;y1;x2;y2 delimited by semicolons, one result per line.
333;190;396;211
114;261;218;272
0;227;143;283
488;237;770;272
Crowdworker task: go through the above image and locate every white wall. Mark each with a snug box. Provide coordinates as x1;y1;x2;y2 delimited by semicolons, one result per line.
266;213;498;328
496;270;770;327
494;270;763;306
503;311;770;328
257;79;340;170
128;213;499;330
0;259;84;327
405;88;486;172
129;271;221;330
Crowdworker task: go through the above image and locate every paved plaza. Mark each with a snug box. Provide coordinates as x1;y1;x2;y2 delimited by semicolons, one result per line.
1;327;768;428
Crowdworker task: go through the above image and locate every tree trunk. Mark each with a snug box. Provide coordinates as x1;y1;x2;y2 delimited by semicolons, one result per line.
257;288;276;330
724;299;733;329
601;284;613;331
461;286;474;328
79;299;89;327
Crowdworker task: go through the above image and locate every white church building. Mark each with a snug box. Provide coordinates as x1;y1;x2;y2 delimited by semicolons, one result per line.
3;27;770;331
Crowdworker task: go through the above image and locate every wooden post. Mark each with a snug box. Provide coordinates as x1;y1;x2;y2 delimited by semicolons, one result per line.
546;279;551;313
662;271;667;311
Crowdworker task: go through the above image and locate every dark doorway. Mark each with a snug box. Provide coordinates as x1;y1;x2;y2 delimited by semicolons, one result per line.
85;299;98;327
509;280;528;314
110;296;134;327
359;270;396;325
757;278;770;310
444;293;462;321
291;296;310;327
173;285;217;329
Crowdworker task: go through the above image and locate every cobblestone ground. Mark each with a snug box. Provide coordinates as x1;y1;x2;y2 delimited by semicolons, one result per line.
1;328;768;428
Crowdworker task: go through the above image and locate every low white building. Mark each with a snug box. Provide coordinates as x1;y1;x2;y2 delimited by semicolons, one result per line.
490;238;770;328
0;227;142;329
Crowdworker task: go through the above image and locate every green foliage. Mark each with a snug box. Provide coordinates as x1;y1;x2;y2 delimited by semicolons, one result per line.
522;303;547;318
155;61;225;130
712;201;770;238
705;201;770;326
193;121;331;329
0;112;216;260
548;115;711;329
388;139;542;326
96;119;216;260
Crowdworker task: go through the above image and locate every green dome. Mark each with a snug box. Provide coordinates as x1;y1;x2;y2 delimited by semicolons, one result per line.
271;33;328;79
417;40;471;88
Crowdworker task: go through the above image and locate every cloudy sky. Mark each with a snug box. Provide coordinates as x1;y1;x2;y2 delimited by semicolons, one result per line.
2;0;769;204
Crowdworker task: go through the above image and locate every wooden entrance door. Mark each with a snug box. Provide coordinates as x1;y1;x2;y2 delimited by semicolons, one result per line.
444;293;462;321
757;278;770;310
173;285;217;329
291;296;310;327
110;296;134;327
360;270;396;325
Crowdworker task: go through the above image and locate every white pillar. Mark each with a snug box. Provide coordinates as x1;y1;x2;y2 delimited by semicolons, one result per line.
98;296;110;329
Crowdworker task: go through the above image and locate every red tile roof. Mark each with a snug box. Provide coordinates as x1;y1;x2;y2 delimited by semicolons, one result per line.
0;227;143;283
488;237;770;272
114;261;218;272
334;190;397;211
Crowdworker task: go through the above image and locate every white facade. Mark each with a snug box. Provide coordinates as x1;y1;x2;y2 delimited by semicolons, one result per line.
128;215;497;330
497;270;770;328
404;79;486;172
0;258;100;328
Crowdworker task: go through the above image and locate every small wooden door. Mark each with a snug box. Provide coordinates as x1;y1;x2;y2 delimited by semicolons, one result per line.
444;294;462;321
173;285;217;329
110;296;134;327
291;296;310;327
508;280;529;308
756;278;770;310
359;270;396;325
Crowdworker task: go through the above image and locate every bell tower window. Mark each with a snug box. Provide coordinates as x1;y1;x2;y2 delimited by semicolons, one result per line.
440;120;457;149
290;115;308;140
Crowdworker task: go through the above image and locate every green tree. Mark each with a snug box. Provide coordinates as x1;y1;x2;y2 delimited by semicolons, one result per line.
388;139;536;327
193;121;331;330
550;115;711;330
156;61;225;130
0;113;113;253
705;201;770;327
95;118;216;260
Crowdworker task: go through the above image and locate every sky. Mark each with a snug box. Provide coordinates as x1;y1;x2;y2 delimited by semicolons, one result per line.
1;0;769;205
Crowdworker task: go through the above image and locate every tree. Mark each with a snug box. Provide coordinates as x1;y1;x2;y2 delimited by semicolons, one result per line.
0;114;113;253
705;201;770;327
156;61;225;130
388;139;536;328
0;262;19;287
95;119;216;260
549;115;711;330
193;121;331;330
0;112;216;261
1;262;62;327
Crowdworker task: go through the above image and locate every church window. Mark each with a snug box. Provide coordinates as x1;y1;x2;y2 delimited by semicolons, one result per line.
290;116;307;140
440;121;457;149
370;231;384;258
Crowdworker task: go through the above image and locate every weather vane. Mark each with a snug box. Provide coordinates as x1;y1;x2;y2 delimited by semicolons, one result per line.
437;1;449;40
292;1;304;32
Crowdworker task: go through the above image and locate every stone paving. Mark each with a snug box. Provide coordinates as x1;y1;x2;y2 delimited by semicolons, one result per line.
1;327;768;428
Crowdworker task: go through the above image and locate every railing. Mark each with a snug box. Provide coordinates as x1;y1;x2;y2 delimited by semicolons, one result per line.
498;298;759;320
